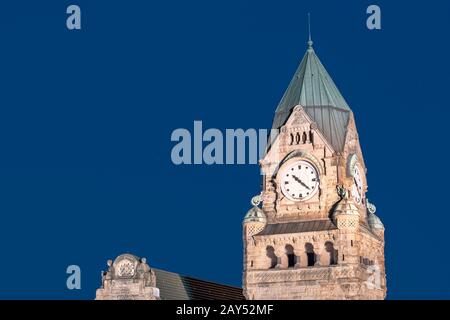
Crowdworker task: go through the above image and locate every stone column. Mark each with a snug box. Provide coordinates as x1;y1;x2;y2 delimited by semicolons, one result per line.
314;243;322;266
294;246;304;268
275;247;285;269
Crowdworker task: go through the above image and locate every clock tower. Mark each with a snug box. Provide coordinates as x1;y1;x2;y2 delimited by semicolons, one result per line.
242;38;386;300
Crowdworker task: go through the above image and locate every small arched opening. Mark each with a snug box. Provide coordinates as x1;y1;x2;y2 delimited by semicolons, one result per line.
285;245;296;268
295;132;301;144
325;241;337;266
302;132;307;144
266;246;277;269
305;243;315;267
309;131;314;144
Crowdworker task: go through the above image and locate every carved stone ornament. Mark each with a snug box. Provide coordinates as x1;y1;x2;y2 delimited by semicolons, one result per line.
113;254;139;279
291;110;309;127
367;201;377;214
347;154;359;177
251;193;262;207
337;185;347;198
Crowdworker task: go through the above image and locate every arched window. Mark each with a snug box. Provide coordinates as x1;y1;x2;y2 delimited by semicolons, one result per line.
302;132;307;144
309;131;314;144
325;241;337;265
285;245;296;268
266;246;277;269
295;132;301;144
305;243;315;267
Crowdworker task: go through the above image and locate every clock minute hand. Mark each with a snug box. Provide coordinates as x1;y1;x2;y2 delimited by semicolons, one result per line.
292;174;301;184
300;181;311;190
292;175;311;190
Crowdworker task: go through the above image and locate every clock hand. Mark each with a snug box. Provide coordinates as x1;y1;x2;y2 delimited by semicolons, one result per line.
292;174;302;184
301;181;311;190
355;180;362;196
292;175;311;190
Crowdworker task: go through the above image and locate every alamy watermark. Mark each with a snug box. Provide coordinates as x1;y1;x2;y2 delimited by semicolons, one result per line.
65;5;380;31
170;121;279;167
367;5;381;30
66;5;81;30
66;265;81;290
364;264;383;290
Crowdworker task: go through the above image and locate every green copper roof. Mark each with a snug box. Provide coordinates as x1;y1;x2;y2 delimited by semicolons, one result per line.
272;42;351;152
243;206;267;223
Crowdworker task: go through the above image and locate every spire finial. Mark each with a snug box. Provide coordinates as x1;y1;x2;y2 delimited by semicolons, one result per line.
307;13;313;50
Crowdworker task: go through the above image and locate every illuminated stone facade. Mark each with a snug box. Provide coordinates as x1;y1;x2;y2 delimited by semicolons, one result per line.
242;42;386;300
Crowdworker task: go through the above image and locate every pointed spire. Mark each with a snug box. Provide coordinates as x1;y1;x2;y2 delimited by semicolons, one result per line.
307;13;313;51
271;20;352;152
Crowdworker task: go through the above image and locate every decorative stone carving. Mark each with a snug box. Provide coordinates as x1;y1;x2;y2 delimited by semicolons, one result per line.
115;256;137;278
95;254;160;300
291;110;309;127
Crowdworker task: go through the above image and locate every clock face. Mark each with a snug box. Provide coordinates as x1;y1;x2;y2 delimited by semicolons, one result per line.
280;160;319;201
116;259;136;278
352;165;363;204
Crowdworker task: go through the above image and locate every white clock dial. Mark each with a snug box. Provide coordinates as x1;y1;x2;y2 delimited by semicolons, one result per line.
352;165;363;204
280;160;319;202
352;184;362;204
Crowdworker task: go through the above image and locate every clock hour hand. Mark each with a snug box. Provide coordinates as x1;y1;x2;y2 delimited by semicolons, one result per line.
292;175;311;190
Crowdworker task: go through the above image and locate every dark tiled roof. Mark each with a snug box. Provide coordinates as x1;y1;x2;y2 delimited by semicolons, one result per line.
257;220;337;236
154;269;244;300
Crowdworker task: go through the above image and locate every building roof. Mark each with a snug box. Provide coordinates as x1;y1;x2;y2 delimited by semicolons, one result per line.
256;219;337;236
331;198;360;220
243;206;267;223
271;41;351;152
367;213;384;230
154;268;244;300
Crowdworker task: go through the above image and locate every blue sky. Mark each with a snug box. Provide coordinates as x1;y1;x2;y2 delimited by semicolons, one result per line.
0;0;449;299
